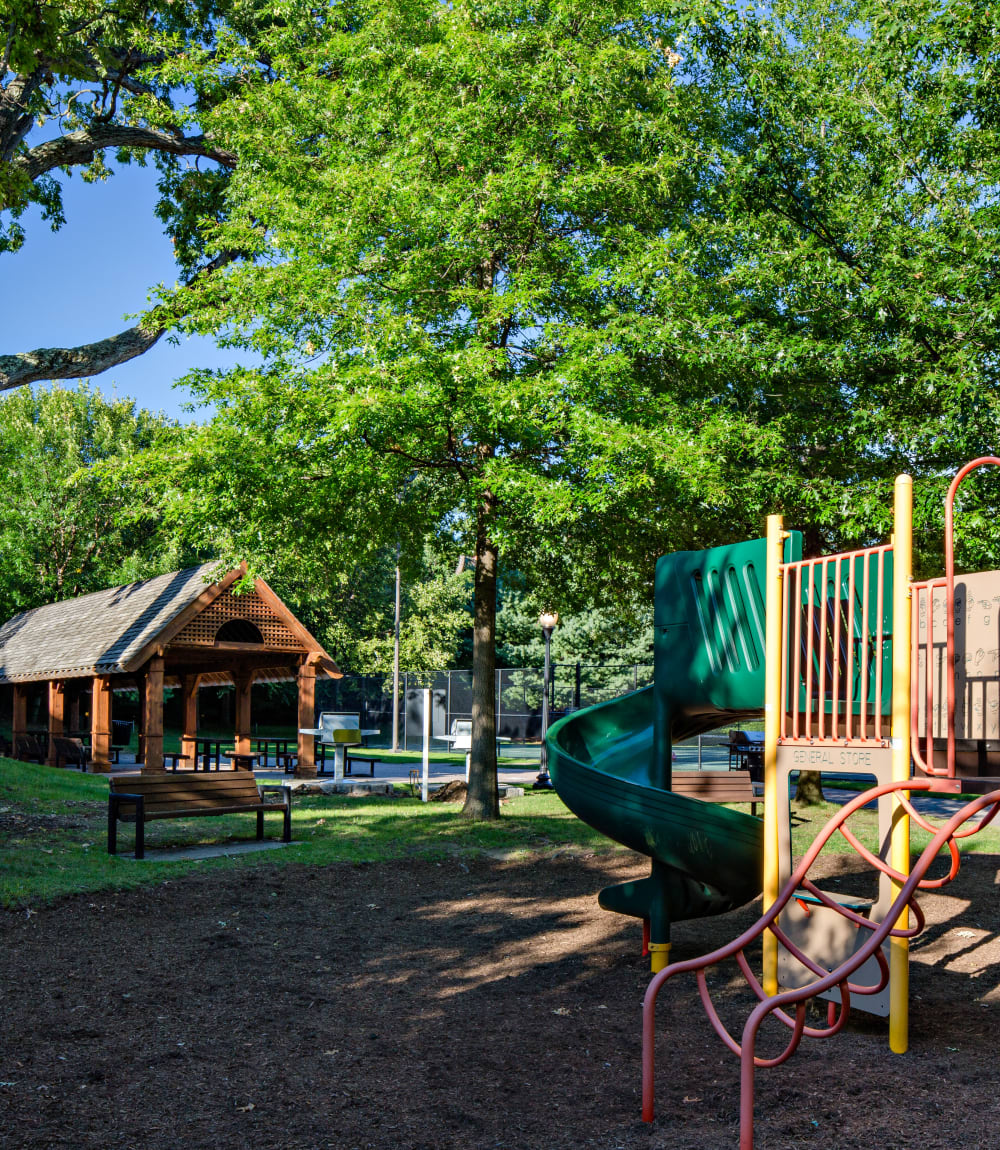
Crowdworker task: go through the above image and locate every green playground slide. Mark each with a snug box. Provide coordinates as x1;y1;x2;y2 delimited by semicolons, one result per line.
547;533;801;952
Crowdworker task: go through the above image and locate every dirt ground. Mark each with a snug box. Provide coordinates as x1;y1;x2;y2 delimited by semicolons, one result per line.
2;844;1000;1150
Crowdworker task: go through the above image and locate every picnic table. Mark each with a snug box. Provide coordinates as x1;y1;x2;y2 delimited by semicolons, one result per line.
194;737;226;771
223;750;261;772
433;721;511;780
251;737;296;768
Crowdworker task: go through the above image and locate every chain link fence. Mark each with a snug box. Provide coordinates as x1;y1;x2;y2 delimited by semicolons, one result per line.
316;663;654;752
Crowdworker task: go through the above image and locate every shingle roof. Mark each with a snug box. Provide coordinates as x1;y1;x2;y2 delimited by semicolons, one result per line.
0;564;221;684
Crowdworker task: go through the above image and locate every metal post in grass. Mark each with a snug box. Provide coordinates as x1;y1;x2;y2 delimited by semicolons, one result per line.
392;551;401;751
535;611;559;789
421;687;430;802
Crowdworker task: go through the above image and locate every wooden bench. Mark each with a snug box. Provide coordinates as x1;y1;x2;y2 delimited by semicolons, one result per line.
108;773;292;860
14;734;46;763
52;736;88;771
671;769;761;816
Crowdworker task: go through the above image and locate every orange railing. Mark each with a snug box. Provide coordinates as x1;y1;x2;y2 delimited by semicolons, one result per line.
781;546;893;746
911;456;1000;778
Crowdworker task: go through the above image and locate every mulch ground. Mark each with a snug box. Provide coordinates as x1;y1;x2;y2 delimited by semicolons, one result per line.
2;845;1000;1149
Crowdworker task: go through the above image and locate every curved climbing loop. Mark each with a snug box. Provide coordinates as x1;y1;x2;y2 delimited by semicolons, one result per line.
641;780;1000;1149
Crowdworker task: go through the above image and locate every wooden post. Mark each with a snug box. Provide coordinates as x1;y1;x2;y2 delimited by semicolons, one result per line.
91;676;113;773
142;655;165;773
136;674;147;765
234;671;253;759
296;658;317;778
180;674;201;766
12;684;27;752
47;681;66;766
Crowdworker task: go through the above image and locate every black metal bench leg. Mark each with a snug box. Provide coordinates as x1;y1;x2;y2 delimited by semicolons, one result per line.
283;804;291;842
257;810;264;840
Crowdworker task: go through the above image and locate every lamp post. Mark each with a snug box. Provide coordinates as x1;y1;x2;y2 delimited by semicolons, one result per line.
536;611;559;788
391;545;401;751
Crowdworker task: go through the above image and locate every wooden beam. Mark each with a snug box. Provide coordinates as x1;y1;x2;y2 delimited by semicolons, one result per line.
161;662;301;683
296;659;317;778
142;655;165;773
180;674;202;765
46;681;65;767
91;676;112;773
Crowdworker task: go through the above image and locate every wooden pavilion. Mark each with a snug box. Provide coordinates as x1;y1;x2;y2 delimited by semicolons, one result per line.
0;564;341;776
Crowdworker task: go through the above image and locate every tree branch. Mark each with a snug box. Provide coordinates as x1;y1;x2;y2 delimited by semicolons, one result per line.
14;124;237;184
0;323;166;391
0;249;240;390
0;67;49;163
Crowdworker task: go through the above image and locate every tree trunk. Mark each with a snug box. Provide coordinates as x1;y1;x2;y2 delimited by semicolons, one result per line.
794;769;824;805
462;498;499;820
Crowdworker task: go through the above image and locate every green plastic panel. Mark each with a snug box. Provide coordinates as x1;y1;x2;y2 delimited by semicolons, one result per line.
547;532;802;947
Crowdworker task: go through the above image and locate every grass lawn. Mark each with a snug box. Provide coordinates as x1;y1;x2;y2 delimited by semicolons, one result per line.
2;756;998;910
0;757;618;907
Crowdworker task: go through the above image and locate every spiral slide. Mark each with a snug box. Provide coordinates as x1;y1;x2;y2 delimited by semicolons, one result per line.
546;533;801;960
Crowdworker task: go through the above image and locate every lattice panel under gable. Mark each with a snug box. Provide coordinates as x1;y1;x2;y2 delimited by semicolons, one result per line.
170;587;305;650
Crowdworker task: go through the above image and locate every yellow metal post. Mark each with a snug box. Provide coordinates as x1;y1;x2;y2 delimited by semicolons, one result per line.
889;474;913;1052
648;942;671;973
762;514;785;996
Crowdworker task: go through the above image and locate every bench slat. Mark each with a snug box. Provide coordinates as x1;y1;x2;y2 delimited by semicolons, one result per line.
116;802;280;821
671;770;759;808
110;775;260;792
111;783;262;797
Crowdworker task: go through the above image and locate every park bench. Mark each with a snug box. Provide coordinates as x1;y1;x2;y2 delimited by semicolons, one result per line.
345;751;377;776
52;736;88;771
671;769;761;817
14;733;46;763
107;773;292;860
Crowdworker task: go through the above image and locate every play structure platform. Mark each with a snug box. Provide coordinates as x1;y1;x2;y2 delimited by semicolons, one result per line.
548;460;1000;1149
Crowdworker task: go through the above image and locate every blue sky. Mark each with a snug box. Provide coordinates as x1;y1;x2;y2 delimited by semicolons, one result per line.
4;162;251;422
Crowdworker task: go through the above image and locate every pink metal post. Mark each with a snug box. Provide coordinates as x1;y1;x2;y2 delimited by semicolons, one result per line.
945;457;1000;776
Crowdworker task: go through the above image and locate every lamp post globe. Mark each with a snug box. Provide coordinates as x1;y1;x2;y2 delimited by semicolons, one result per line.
536;611;559;789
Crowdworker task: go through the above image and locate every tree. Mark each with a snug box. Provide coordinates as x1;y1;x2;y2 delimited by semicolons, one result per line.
626;0;1000;799
146;0;710;817
0;0;249;389
353;545;472;676
614;0;1000;561
0;382;180;620
66;0;1000;814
